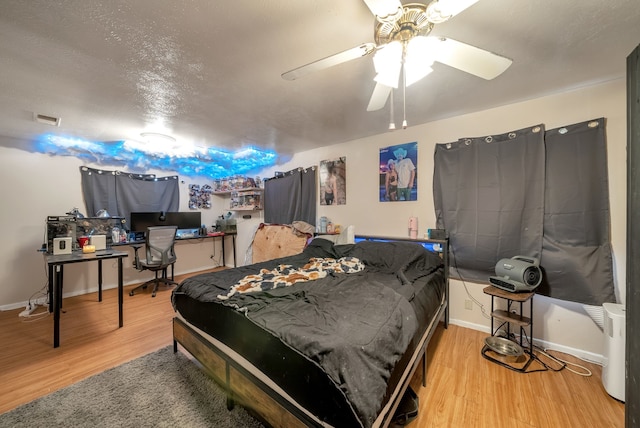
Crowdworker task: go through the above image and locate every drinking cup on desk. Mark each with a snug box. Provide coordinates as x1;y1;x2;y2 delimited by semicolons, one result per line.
78;236;89;248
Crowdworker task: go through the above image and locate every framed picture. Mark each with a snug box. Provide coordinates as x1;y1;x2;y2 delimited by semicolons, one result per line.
319;157;346;205
379;142;417;202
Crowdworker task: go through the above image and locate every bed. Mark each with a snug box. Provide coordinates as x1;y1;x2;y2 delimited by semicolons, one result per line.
171;235;449;428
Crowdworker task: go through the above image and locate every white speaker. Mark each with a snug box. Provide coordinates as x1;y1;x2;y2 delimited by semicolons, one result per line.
489;255;542;292
53;237;72;255
90;235;106;250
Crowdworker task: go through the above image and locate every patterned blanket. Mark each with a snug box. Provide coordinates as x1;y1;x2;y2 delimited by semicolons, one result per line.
217;257;364;300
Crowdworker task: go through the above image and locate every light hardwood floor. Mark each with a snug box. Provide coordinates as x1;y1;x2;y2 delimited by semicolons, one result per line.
0;272;625;427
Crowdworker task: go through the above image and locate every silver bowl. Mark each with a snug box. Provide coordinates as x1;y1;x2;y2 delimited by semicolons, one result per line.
484;336;524;357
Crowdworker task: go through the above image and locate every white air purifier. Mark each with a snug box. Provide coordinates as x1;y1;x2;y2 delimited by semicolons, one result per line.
602;302;625;402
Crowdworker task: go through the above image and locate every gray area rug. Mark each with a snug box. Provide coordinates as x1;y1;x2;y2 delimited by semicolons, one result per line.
0;346;264;428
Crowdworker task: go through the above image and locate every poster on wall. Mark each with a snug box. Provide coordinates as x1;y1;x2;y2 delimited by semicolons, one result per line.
379;142;417;202
189;184;213;209
319;157;346;205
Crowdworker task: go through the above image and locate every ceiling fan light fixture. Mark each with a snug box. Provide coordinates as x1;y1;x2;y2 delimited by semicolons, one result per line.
404;36;438;86
374;71;400;88
373;41;402;88
281;0;513;122
405;64;433;87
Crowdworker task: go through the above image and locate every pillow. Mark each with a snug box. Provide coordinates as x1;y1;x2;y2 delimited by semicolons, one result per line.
314;225;355;245
303;238;339;258
347;241;428;273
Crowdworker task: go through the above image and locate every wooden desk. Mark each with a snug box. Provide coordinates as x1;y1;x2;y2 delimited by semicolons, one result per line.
45;250;128;348
114;232;237;268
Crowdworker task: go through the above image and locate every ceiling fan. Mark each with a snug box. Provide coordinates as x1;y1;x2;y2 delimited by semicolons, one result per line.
282;0;513;112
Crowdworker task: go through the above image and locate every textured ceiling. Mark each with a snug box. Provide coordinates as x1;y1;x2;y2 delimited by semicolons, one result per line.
1;0;639;159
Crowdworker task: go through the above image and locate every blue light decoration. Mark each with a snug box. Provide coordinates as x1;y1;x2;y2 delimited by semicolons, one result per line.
33;134;281;179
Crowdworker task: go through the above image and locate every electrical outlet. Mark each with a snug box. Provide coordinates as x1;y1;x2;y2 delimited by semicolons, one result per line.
464;300;473;310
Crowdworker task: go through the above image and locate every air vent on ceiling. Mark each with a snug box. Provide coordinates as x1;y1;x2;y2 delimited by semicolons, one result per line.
34;113;61;126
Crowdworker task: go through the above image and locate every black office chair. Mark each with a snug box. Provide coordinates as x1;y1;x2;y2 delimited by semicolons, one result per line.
129;225;179;297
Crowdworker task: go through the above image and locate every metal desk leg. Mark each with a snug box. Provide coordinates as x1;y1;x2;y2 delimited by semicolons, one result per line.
221;235;226;267
118;257;123;328
232;235;236;267
98;259;103;302
48;263;54;313
53;264;63;348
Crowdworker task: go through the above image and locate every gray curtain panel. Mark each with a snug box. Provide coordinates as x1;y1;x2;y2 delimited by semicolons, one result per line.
433;125;546;282
114;172;179;226
264;167;317;225
538;118;615;305
80;166;179;227
433;119;615;306
298;167;317;225
80;167;119;218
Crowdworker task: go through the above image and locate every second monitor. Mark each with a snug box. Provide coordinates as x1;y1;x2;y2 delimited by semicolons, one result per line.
130;211;202;236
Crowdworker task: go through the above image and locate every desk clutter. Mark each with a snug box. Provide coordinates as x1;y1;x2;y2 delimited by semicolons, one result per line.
47;215;125;254
46;211;213;253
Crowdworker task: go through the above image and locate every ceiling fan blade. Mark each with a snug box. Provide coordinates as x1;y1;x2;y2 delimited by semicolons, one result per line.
431;37;512;80
362;0;402;20
426;0;480;23
282;43;376;81
367;82;392;111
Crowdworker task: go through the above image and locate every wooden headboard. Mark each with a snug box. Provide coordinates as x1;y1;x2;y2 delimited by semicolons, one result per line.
251;223;310;263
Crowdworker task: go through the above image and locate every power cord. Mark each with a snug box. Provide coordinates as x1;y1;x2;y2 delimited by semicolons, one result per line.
449;244;490;319
19;308;50;322
537;347;593;377
18;255;51;321
515;331;592;376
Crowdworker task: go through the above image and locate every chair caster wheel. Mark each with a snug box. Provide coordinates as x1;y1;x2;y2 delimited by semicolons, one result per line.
129;291;135;296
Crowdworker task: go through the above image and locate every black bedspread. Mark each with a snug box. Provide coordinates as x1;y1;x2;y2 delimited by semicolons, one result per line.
172;239;444;427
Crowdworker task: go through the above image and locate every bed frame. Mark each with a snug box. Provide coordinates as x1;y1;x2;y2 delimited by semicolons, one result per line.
172;235;449;427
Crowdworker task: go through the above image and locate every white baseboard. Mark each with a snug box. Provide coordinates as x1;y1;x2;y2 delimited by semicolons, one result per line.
533;338;603;365
0;296;48;312
449;318;604;365
449;318;491;334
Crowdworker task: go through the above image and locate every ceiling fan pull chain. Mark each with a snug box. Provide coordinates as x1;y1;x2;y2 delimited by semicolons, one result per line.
402;66;408;129
389;88;396;130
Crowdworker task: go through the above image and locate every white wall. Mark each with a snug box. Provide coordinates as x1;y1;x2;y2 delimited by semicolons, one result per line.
258;78;627;361
0;147;250;310
0;78;626;361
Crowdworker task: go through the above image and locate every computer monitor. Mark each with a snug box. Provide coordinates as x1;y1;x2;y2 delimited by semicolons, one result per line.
129;211;202;234
165;211;201;230
129;212;165;234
